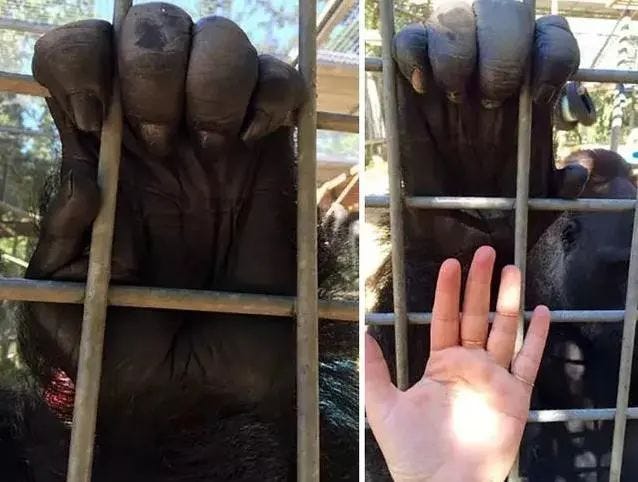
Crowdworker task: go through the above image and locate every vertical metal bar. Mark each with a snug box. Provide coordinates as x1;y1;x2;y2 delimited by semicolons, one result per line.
66;1;130;481
609;172;638;480
379;0;409;390
610;13;632;152
297;0;320;480
509;2;535;480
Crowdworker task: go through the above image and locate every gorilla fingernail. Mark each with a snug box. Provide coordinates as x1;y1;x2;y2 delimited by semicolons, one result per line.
534;83;557;105
68;92;103;132
411;68;426;94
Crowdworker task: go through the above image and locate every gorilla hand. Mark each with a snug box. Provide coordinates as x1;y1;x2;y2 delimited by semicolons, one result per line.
23;3;305;412
392;0;584;261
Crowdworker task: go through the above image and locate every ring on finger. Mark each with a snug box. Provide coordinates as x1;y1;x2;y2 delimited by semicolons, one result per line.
513;373;534;388
461;339;485;348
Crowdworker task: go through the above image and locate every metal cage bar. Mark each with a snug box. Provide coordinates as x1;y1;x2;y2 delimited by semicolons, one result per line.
365;310;626;325
509;4;535;478
297;0;320;479
0;278;357;320
609;173;638;479
366;195;637;211
379;0;409;391
66;2;130;481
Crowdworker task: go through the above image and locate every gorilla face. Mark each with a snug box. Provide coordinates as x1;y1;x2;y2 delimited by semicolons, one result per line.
528;150;636;311
12;3;356;481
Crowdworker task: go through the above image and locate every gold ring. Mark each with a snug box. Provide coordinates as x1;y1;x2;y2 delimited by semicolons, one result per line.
461;339;485;348
514;373;534;388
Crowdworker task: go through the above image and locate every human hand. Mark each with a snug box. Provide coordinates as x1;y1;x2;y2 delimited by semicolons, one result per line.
366;246;551;482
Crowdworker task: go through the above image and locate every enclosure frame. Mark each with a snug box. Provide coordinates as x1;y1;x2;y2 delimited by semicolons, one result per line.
0;1;359;481
365;1;638;481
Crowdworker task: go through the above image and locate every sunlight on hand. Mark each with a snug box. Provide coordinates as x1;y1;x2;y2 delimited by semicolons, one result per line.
451;386;498;445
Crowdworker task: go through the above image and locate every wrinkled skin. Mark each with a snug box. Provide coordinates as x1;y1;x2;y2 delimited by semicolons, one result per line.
0;3;357;481
367;1;636;480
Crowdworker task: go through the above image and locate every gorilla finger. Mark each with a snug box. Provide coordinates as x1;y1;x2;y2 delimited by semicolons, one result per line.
26;171;99;279
392;24;428;94
242;55;306;143
532;16;580;105
119;3;192;157
187;16;258;156
474;0;534;108
33;20;113;133
427;0;476;103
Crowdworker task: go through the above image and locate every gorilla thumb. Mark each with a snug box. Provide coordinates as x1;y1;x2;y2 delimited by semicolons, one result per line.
26;171;100;279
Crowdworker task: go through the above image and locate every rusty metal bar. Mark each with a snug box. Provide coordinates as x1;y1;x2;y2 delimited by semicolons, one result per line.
66;2;130;481
365;310;625;325
297;0;320;479
0;71;357;133
316;112;358;132
379;0;409;391
0;278;357;321
366;56;638;84
366;195;637;211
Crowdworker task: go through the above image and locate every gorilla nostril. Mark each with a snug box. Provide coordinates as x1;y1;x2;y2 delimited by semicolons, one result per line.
242;109;273;144
137;123;173;157
68;92;102;132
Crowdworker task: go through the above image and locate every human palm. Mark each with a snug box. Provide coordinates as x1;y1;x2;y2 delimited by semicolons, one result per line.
366;247;550;482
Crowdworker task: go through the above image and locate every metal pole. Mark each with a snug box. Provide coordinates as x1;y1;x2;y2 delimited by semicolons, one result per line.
366;195;637;211
510;2;535;480
66;1;130;481
365;310;626;325
297;0;320;479
0;278;357;320
379;0;409;390
609;171;638;480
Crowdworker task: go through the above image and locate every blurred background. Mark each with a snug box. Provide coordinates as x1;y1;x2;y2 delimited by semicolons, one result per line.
0;0;360;381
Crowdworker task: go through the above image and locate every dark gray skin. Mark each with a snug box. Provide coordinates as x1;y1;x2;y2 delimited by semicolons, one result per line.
367;1;636;480
1;3;357;481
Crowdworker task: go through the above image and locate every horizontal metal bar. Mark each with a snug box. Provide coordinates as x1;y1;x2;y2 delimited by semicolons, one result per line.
316;112;358;133
0;71;48;96
0;17;54;34
0;278;358;321
529;407;638;423
365;56;638;84
366;310;625;325
0;71;357;133
366;195;637;212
